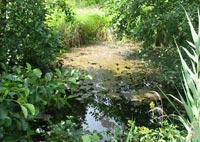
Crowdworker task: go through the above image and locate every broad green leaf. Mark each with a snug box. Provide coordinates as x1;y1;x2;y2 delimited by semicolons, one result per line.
45;72;52;82
21;105;28;118
55;68;62;77
91;134;100;141
24;88;30;97
24;103;35;116
33;68;42;78
4;117;12;127
0;106;8;120
26;63;32;71
68;77;77;84
82;135;91;142
3;89;9;99
21;118;29;130
62;69;68;76
67;95;76;99
27;130;36;136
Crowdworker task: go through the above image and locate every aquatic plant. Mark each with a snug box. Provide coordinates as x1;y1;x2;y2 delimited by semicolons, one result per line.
163;10;200;141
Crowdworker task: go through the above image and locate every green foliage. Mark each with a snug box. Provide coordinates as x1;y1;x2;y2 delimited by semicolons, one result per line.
163;11;200;141
0;63;81;140
0;0;62;70
41;116;101;142
45;0;74;30
74;7;109;42
72;0;107;6
45;1;110;48
125;120;185;142
104;0;199;48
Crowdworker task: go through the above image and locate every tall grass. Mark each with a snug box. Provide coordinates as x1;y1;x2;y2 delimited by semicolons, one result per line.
163;10;200;142
74;7;111;43
46;3;111;48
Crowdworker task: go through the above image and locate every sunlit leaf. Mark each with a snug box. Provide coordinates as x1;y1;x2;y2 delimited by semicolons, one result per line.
26;63;32;71
21;105;28;118
182;47;197;63
68;77;77;84
24;103;35;116
24;88;30;97
82;135;91;142
55;68;62;77
185;10;198;46
33;68;42;78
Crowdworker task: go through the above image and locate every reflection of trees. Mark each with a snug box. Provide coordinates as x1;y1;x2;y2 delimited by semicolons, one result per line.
86;94;152;127
45;99;87;128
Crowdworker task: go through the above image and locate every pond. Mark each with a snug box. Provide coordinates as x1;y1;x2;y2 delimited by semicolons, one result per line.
61;42;173;141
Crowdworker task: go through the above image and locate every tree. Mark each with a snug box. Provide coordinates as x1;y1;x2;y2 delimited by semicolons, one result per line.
0;0;62;70
104;0;200;48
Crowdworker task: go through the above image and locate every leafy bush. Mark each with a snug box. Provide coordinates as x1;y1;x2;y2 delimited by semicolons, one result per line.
0;63;81;141
125;120;185;142
45;0;74;30
42;116;101;142
104;0;199;48
0;1;63;70
72;0;107;6
45;1;110;48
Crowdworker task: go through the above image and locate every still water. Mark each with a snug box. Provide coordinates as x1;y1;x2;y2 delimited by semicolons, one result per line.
62;42;165;141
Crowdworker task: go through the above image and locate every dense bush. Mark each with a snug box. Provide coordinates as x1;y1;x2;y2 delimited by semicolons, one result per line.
0;63;82;140
73;0;107;6
104;0;199;48
0;0;63;70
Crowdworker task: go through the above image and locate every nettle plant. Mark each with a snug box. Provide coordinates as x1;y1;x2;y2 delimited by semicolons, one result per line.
0;63;83;141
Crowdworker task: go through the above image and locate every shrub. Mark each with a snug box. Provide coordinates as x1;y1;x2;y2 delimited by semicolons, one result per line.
0;63;82;141
0;1;63;70
125;120;185;142
104;0;199;48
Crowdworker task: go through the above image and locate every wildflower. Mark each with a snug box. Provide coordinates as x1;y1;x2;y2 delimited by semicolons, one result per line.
149;101;155;109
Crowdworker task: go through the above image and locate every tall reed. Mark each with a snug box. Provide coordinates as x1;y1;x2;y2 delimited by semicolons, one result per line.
164;10;200;142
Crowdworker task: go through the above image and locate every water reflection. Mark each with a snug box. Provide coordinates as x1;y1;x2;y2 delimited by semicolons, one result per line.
82;105;120;141
62;42;166;140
